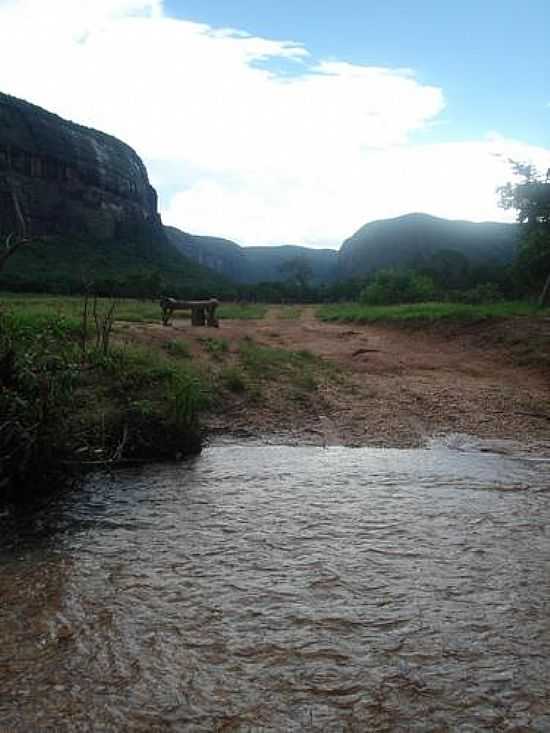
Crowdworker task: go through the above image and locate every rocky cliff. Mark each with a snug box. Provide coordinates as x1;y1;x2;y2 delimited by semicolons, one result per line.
0;91;162;242
165;226;246;281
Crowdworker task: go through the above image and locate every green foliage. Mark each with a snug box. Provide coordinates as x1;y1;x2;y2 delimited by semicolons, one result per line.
103;343;180;388
318;301;544;323
498;162;550;225
454;283;503;305
360;269;436;305
498;161;550;304
219;366;247;393
238;339;323;396
217;303;268;320
200;337;229;358
168;371;208;429
0;298;212;501
0;310;79;501
163;339;192;359
515;228;550;294
0;292;162;323
0;234;234;300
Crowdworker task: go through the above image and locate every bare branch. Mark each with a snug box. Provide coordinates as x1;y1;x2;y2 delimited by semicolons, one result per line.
0;234;31;272
11;189;27;238
0;189;32;272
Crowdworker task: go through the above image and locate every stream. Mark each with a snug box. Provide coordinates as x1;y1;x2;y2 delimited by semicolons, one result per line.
1;440;550;731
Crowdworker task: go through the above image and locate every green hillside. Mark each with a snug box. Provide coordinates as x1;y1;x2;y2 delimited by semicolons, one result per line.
0;233;233;297
338;213;519;278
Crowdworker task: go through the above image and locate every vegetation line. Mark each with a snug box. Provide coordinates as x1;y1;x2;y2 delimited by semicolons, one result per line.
317;301;546;323
0;302;207;504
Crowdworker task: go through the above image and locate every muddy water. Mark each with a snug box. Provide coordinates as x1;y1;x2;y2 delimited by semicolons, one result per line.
2;443;550;731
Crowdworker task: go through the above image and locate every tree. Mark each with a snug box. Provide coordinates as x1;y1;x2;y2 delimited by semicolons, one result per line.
498;161;550;305
359;269;436;305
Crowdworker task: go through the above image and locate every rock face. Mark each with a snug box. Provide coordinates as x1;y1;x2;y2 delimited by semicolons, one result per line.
165;226;246;281
338;212;519;278
166;225;338;284
0;91;162;242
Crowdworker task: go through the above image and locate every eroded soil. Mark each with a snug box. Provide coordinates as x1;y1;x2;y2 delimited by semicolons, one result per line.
122;306;550;450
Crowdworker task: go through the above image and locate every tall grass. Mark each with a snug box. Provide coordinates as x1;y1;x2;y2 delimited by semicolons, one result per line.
0;299;213;501
0;309;81;502
200;336;229;358
317;301;547;324
237;339;324;396
0;292;161;323
217;303;268;320
0;293;272;323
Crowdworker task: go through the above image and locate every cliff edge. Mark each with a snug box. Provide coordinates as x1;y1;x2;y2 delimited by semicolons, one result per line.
0;91;162;243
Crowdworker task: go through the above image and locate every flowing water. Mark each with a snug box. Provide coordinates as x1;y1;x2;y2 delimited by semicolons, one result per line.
2;441;550;731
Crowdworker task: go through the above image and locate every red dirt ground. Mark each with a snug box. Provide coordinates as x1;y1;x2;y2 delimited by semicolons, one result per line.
123;307;550;451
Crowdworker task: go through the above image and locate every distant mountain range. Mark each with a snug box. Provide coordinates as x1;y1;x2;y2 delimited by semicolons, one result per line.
165;227;338;284
0;91;520;293
166;213;518;284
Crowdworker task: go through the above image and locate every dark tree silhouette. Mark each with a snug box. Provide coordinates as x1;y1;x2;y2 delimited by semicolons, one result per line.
498;161;550;305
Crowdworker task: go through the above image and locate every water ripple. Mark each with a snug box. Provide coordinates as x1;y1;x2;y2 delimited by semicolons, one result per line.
1;443;550;730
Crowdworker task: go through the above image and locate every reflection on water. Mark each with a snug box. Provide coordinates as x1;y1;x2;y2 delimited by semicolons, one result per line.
2;443;550;731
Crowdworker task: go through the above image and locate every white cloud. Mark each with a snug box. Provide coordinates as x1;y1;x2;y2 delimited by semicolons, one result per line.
0;0;549;247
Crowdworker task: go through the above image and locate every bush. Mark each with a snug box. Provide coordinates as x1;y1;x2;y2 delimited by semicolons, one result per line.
163;339;192;359
201;337;229;359
220;366;247;393
0;311;79;502
454;283;503;305
360;270;436;305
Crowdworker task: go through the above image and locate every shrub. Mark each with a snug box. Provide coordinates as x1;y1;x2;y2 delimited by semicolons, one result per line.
163;339;192;358
454;283;503;305
220;366;247;393
169;371;209;429
0;311;79;502
360;269;436;305
201;337;229;359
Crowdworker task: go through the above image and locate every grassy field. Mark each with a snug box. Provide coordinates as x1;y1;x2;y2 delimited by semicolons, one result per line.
217;303;268;320
0;293;160;323
0;293;268;323
317;301;547;323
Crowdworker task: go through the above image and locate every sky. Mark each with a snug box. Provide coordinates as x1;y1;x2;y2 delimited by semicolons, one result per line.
0;0;549;248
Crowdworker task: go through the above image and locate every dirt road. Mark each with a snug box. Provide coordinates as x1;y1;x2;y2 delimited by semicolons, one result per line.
128;306;550;450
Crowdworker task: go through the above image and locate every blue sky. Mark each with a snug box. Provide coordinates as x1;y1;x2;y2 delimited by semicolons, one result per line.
0;0;548;247
168;0;549;147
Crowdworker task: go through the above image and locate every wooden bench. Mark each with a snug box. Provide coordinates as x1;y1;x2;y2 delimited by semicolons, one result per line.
160;297;219;327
